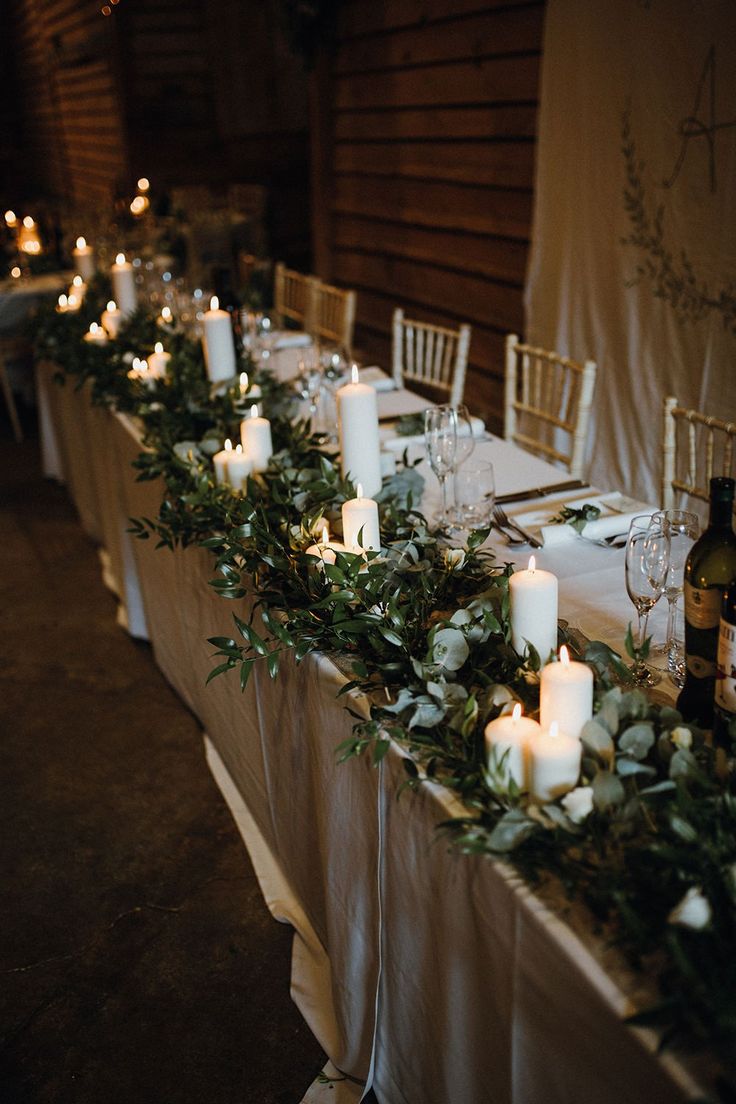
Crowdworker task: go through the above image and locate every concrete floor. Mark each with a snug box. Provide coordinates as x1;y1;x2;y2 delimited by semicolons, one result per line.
0;411;328;1103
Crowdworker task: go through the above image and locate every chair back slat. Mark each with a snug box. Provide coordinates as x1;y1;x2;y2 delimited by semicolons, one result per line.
392;308;471;407
504;334;597;479
662;396;736;510
309;279;356;353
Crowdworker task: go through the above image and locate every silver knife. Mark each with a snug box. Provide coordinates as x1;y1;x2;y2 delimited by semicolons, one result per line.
495;479;589;505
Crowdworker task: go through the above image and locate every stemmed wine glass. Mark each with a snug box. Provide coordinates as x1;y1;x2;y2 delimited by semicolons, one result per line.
424;405;458;532
625;514;671;686
448;403;476;527
648;509;699;660
296;352;323;428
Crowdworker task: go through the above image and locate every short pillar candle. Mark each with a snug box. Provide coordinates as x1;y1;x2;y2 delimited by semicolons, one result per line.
484;703;541;792
305;525;347;568
72;236;95;281
101;300;122;339
341;483;381;552
509;556;558;662
540;645;594;739
146;341;171;379
240;404;273;472
529;721;582;803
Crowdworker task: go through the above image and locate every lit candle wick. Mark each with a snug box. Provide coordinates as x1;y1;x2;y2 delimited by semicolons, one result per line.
239;371;248;394
154;341;163;354
76;236;86;249
250;404;258;419
560;644;570;667
351;363;360;384
116;252;126;265
225;438;232;452
528;555;536;574
357;482;364;499
549;721;559;739
107;300;116;312
512;703;522;723
321;525;329;545
210;295;219;311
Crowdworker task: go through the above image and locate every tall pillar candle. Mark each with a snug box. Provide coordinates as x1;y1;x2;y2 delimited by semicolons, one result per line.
336;365;382;498
484;703;541;792
240;404;273;472
509;556;558;662
529;722;582;803
342;483;381;552
540;645;594;739
203;296;237;383
111;253;137;317
72;236;95;281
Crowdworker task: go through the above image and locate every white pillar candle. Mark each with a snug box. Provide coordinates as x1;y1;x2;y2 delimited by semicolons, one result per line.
72;236;95;281
509;555;558;663
213;439;235;485
111;253;137;317
305;525;347;568
203;295;237;383
337;364;382;498
158;305;174;328
83;322;108;345
240;404;273;472
18;216;41;254
69;274;87;302
540;645;594;739
101;300;122;338
529;721;582;803
484;703;541;792
65;292;82;312
239;371;262;401
146;341;171;379
341;483;381;552
226;444;252;491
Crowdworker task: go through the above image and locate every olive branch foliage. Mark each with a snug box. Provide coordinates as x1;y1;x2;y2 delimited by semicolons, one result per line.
35;281;736;1089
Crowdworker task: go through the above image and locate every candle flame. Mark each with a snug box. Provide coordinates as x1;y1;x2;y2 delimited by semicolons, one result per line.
115;252;126;264
22;216;34;228
67;294;78;307
72;275;83;287
235;444;243;453
321;525;329;545
107;300;116;312
137;177;150;192
161;306;172;321
5;210;16;225
549;721;559;739
250;404;258;418
58;294;67;307
154;341;163;354
76;236;87;249
130;196;147;215
351;364;359;384
10;266;20;278
512;703;522;722
560;644;570;667
225;438;232;451
210;295;219;311
89;323;99;334
528;555;536;573
239;371;248;391
356;483;364;499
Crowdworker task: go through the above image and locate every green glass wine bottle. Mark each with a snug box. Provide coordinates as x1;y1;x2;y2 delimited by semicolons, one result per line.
677;477;736;728
714;582;736;748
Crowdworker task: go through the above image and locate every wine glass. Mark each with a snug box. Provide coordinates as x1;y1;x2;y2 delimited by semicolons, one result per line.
296;352;323;427
648;510;700;660
453;403;476;468
625;515;671;685
424;406;458;532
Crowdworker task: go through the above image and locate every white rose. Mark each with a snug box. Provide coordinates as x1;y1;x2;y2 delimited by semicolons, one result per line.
561;786;594;823
444;548;466;571
670;726;693;751
668;886;712;930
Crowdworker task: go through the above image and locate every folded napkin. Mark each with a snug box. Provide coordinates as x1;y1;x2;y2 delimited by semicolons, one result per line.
273;331;312;350
513;493;652;547
359;366;398;392
381;416;486;452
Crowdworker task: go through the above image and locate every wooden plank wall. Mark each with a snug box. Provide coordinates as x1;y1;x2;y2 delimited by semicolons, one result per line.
8;0;127;207
314;0;545;429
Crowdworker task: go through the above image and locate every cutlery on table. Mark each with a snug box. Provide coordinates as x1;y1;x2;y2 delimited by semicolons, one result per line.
493;505;543;549
494;479;589;505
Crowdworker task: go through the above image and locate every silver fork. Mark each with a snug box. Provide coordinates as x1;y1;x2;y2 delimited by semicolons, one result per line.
493;505;543;548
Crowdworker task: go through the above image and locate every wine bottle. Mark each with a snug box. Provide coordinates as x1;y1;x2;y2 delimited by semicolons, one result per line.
714;583;736;747
677;477;736;727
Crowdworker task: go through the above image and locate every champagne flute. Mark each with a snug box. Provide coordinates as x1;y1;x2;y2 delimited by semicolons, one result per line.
625;515;671;685
424;405;458;532
648;510;700;659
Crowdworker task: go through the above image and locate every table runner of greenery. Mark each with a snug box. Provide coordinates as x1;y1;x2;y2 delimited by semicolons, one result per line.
36;278;736;1092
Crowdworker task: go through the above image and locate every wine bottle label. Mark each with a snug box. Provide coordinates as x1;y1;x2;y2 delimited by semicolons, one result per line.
684;581;722;630
716;619;736;712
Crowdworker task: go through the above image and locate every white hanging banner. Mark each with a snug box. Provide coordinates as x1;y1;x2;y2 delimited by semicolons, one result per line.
525;0;736;505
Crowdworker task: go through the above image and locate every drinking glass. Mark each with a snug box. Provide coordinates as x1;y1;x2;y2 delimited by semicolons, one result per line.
296;352;323;426
648;509;699;658
453;461;494;530
667;593;686;689
625;515;671;685
424;405;458;531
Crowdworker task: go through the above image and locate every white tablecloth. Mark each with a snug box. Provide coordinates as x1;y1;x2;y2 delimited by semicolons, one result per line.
37;363;706;1103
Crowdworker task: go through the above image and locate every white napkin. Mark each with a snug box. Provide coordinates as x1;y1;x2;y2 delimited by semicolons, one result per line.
513;493;653;547
381;416;486;452
359;366;397;392
273;331;312;350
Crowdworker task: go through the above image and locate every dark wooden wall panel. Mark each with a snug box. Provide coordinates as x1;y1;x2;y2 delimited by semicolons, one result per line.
313;0;545;430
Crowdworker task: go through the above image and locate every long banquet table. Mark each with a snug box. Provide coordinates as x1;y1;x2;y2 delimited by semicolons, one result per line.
35;360;709;1104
